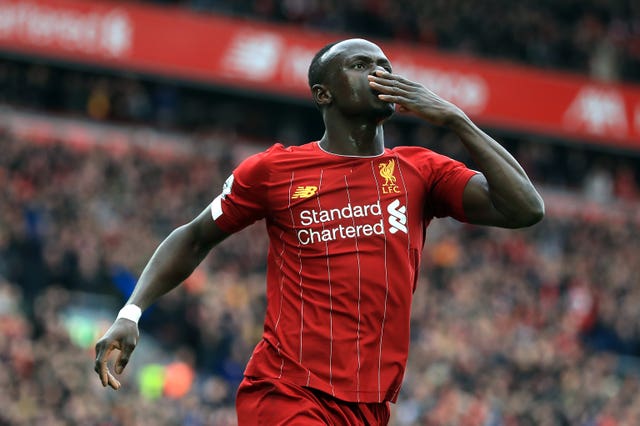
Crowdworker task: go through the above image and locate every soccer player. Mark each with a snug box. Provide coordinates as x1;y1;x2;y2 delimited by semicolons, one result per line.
94;38;544;425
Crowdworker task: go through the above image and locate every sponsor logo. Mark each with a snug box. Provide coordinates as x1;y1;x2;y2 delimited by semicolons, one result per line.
297;201;383;245
291;185;318;199
222;32;283;81
0;3;132;57
387;199;407;234
299;201;381;226
100;10;132;57
297;220;385;245
564;86;628;135
295;200;409;244
379;159;400;194
392;61;489;114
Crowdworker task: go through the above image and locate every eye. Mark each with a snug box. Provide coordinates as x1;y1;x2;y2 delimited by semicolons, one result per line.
353;63;366;70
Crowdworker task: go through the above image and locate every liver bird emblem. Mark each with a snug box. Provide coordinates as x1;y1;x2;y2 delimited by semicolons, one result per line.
379;159;397;186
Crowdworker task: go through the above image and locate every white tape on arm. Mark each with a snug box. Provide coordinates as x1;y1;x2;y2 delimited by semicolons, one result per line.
116;304;142;324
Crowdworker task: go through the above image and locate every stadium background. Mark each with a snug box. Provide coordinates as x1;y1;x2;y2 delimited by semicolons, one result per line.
1;0;640;425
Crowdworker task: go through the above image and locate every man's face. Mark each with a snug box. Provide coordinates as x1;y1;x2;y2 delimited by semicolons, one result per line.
322;39;396;120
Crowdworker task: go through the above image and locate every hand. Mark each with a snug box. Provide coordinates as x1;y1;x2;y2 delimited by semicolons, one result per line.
94;318;139;390
368;70;465;127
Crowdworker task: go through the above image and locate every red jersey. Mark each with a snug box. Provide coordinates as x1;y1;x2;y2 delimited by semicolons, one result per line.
211;141;476;403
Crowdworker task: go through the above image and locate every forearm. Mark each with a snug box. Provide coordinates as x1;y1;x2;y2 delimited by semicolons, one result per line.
448;113;544;222
126;224;211;310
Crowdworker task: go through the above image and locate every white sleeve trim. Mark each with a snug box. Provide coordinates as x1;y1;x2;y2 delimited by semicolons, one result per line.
211;194;223;221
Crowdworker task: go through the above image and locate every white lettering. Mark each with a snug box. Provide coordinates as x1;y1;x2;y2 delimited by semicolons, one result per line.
297;219;386;245
0;3;132;57
295;201;396;245
298;202;381;225
299;209;313;226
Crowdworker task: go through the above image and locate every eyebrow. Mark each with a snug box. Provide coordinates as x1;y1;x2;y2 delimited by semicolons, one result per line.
348;54;393;69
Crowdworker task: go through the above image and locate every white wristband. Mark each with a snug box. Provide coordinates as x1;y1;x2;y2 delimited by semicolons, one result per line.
116;304;142;324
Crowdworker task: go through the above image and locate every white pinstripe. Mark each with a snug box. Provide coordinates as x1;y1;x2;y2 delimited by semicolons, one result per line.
393;157;412;401
315;169;335;396
344;175;362;402
370;160;389;403
286;172;306;365
275;172;297;378
275;228;286;378
394;154;411;252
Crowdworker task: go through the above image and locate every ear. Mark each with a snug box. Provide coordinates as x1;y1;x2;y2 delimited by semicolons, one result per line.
312;84;332;107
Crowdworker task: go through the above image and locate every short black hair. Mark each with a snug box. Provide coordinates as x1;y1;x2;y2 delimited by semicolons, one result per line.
308;41;340;89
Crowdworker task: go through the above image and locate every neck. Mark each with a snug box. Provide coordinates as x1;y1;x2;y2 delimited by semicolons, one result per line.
319;115;385;156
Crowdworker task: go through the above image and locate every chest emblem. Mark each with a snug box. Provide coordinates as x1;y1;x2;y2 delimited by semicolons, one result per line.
379;159;400;194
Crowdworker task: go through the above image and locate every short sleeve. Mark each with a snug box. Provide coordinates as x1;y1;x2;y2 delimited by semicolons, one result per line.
210;148;272;233
422;151;477;222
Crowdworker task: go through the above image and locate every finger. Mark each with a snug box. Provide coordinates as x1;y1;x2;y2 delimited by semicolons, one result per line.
94;342;110;386
386;73;419;87
371;70;419;87
368;77;413;93
96;354;112;387
95;341;120;386
115;341;136;374
378;94;411;106
369;81;409;97
107;371;122;390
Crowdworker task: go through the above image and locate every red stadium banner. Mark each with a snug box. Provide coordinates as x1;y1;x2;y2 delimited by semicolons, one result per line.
1;0;640;149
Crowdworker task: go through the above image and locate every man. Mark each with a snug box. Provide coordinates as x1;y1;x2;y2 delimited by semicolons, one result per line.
94;38;544;425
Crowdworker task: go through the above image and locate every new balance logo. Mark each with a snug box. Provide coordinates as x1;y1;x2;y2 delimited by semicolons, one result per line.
387;199;407;234
292;186;318;199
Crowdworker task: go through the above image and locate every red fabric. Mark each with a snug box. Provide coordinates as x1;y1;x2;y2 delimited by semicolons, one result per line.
214;141;476;403
236;376;390;426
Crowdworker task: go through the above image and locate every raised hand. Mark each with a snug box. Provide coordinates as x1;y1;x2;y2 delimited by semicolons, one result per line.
368;70;464;127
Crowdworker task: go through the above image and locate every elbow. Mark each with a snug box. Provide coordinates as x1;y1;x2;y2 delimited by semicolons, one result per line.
526;200;545;226
514;195;545;228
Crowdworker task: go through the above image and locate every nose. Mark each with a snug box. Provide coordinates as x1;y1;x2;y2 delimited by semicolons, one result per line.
372;65;387;74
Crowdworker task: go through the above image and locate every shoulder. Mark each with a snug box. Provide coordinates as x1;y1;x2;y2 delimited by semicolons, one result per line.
390;145;439;160
235;142;289;169
390;145;464;169
388;146;445;171
234;142;316;179
249;142;315;161
248;141;319;169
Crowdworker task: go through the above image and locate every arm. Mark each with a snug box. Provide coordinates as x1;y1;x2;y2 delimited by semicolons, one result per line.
369;70;544;228
94;206;229;389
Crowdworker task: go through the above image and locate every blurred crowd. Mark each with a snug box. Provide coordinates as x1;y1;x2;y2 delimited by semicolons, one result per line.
1;108;640;424
2;6;640;421
131;0;640;83
0;58;323;141
2;56;639;200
